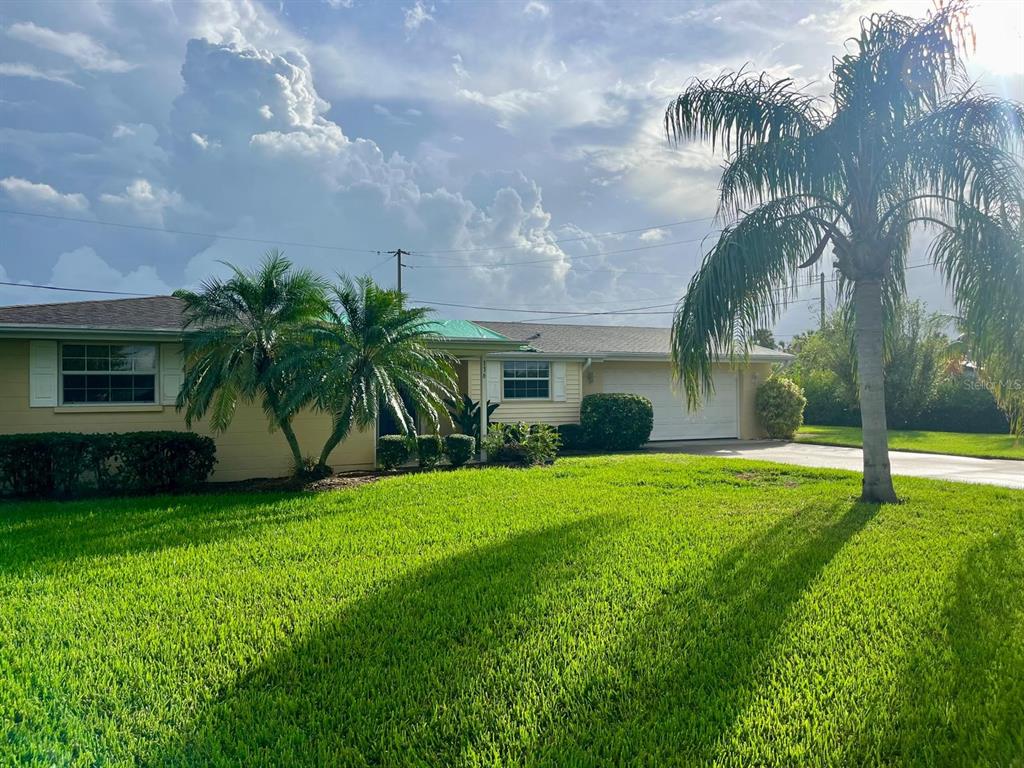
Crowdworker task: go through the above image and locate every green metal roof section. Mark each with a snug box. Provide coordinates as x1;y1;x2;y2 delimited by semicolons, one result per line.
421;319;511;341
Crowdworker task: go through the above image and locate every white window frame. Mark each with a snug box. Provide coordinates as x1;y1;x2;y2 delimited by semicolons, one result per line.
58;342;159;406
502;360;551;400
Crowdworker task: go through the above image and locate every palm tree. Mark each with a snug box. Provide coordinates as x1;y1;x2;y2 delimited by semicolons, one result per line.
174;251;329;474
285;276;457;473
665;2;1023;502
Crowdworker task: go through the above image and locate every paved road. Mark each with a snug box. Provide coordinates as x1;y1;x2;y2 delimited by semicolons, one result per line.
647;440;1024;490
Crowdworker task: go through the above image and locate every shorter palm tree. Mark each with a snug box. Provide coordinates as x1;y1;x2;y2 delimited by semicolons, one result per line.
174;251;329;474
285;276;457;473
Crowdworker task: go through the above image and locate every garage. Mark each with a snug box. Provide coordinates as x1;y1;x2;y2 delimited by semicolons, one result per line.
600;362;739;441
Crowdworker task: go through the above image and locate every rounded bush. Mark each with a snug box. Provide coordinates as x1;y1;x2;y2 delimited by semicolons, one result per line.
444;434;476;467
416;434;443;468
756;377;807;439
377;435;412;470
556;423;587;451
580;393;653;450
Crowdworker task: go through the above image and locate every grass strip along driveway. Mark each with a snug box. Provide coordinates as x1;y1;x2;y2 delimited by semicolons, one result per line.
796;425;1024;461
2;455;1023;766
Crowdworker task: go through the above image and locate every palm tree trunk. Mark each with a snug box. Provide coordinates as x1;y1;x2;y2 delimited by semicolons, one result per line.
317;427;344;470
853;278;898;503
279;419;306;475
263;386;305;474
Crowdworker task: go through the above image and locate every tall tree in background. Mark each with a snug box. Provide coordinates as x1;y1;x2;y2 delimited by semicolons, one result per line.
175;252;329;474
665;2;1023;502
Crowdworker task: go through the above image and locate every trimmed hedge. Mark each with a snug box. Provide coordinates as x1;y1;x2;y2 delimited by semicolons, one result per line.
377;435;412;470
580;394;654;450
416;434;443;468
444;434;476;467
756;377;807;439
0;431;216;498
556;423;587;451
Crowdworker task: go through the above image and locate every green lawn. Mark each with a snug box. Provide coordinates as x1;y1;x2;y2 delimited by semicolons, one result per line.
2;456;1023;766
796;425;1024;460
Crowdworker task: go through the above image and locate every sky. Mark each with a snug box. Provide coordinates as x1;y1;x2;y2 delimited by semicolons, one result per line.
0;0;1021;341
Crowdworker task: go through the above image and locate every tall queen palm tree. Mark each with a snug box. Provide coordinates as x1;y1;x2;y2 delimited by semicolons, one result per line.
665;2;1023;502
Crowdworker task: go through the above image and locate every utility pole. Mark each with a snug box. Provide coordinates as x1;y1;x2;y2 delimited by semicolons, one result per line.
819;271;826;329
388;249;410;293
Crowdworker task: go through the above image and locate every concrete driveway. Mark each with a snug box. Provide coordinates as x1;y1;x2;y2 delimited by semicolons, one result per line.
648;440;1024;490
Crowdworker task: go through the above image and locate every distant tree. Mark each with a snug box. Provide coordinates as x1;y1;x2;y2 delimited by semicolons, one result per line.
174;252;329;474
285;276;457;474
751;328;776;349
666;2;1024;501
789;301;953;429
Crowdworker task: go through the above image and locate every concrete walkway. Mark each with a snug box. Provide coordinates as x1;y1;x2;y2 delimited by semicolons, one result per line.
647;440;1024;490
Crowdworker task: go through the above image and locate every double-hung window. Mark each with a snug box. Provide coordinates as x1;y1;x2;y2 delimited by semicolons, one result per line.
502;360;550;399
61;344;157;404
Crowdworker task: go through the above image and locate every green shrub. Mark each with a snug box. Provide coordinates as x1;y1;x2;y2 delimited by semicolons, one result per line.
797;369;860;427
918;374;1010;434
377;435;412;470
525;424;561;465
444;434;476;467
0;431;216;498
416;434;443;468
580;393;654;450
556;423;587;451
483;422;560;465
756;377;807;439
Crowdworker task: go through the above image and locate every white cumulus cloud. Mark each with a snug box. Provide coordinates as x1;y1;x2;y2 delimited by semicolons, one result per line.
0;177;89;211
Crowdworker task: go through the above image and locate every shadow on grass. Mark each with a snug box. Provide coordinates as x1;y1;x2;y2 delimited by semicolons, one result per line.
153;515;619;766
152;499;873;766
876;531;1024;765
540;500;877;764
0;491;333;575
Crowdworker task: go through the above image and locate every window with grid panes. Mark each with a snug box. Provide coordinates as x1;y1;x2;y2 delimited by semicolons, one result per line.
502;360;550;399
61;344;157;404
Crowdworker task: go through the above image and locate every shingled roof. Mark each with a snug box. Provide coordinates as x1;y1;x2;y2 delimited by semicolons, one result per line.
0;296;187;331
474;320;788;360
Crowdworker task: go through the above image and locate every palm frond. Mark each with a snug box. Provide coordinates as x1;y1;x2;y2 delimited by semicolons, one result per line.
672;198;829;407
665;70;823;156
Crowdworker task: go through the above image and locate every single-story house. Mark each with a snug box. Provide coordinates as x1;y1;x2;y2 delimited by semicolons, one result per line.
0;297;789;481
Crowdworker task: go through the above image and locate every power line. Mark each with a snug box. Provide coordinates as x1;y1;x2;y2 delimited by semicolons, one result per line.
407;236;712;269
0;280;151;297
408;214;718;255
411;298;680;314
0;208;381;254
0;206;716;257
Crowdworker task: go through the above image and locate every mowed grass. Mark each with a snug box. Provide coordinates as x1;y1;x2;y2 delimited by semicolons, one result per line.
796;424;1024;460
2;455;1023;767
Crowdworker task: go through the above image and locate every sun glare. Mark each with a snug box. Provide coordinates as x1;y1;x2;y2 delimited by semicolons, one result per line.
964;0;1024;74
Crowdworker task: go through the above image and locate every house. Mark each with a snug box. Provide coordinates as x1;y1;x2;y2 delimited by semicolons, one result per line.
470;322;789;440
0;297;789;481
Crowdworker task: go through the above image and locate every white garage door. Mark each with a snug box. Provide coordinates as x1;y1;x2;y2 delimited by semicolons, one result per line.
601;363;739;441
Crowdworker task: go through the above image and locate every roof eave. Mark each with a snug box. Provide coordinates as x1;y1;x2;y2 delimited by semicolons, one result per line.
0;324;186;339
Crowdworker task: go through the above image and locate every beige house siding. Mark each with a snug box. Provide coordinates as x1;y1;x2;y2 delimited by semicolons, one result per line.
582;359;771;439
466;358;584;425
0;339;374;481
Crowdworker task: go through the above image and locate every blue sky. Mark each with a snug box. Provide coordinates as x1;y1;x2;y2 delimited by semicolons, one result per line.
1;0;1021;339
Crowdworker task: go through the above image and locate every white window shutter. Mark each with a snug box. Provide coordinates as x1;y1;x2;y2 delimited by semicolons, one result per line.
29;340;59;407
485;360;501;402
552;361;567;401
160;343;185;406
